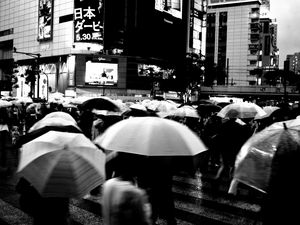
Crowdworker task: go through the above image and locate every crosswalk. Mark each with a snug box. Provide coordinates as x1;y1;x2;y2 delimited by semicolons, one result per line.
0;170;264;225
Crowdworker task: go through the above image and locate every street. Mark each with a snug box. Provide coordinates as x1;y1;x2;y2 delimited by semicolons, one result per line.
0;147;264;225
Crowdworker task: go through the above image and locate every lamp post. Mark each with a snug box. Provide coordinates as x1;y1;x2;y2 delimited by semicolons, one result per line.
13;47;41;98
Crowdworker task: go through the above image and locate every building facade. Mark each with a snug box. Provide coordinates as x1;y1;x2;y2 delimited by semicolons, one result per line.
286;53;300;75
0;0;207;99
205;0;278;86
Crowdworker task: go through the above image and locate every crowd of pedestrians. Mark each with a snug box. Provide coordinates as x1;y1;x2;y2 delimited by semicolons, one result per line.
1;96;300;224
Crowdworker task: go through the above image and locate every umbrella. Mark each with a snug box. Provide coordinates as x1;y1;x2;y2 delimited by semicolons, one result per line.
231;118;300;193
216;102;231;108
14;97;33;104
254;106;280;120
122;108;158;118
43;111;77;123
197;103;222;116
94;117;207;156
0;99;12;108
168;105;199;118
29;117;80;133
129;103;147;111
146;100;178;118
81;97;121;112
217;102;266;119
26;103;41;113
18;131;106;198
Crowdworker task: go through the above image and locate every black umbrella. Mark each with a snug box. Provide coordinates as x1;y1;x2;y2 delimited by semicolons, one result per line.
122;108;158;117
197;103;222;116
81;97;121;112
17;125;82;147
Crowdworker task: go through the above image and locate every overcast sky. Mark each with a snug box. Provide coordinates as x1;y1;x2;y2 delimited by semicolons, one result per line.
270;0;300;68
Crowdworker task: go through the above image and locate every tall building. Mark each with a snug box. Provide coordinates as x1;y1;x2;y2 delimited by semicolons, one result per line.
286;53;300;75
205;0;278;86
0;0;207;99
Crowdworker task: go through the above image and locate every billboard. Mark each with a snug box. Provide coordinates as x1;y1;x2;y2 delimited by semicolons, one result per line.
208;0;258;4
85;61;118;86
74;0;104;43
138;64;175;79
155;0;183;19
38;0;53;41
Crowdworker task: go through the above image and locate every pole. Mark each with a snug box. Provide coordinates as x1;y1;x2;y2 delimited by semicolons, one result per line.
283;60;289;103
36;55;40;99
226;58;229;85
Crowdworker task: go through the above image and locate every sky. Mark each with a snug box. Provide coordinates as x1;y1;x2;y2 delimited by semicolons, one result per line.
270;0;300;68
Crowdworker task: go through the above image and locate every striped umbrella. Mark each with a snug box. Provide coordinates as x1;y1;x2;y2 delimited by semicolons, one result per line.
18;131;106;198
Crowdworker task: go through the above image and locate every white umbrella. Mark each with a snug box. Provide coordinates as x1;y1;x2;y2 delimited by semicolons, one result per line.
94;117;207;156
217;102;266;119
0;99;12;108
168;105;199;118
43;111;77;123
18;131;106;198
28;117;80;133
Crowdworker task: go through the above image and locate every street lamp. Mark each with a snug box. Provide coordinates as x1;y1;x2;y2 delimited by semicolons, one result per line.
13;47;41;98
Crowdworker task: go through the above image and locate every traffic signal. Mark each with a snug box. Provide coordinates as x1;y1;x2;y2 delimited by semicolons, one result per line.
25;68;36;84
8;60;20;89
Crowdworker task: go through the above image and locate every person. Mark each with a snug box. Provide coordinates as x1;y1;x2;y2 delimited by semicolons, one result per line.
0;107;10;174
261;136;300;224
137;157;177;225
16;177;70;225
210;117;252;180
102;177;152;225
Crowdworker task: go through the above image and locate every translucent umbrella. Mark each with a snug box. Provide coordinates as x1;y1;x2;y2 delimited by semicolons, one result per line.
217;102;266;119
232;118;300;193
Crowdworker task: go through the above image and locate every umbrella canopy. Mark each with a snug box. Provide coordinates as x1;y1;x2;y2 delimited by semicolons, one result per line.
254;106;280;120
81;97;121;112
168;105;199;118
43;111;77;123
29;117;80;133
14;96;33;104
0;99;12;108
122;108;158;118
94;117;207;156
217;102;266;119
18;131;106;198
232;118;300;193
197;103;222;116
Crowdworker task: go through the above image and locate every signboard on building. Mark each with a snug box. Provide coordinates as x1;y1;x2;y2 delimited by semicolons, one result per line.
155;0;183;19
74;0;104;43
209;0;258;4
38;0;53;41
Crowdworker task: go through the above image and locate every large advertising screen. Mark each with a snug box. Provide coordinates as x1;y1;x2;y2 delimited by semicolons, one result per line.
85;61;118;86
138;64;175;79
38;0;53;41
155;0;182;19
74;0;104;43
208;0;258;4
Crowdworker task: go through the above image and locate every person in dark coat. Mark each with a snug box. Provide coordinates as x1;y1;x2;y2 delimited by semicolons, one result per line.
0;107;10;172
210;117;253;180
137;157;177;225
261;133;300;224
16;177;70;225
